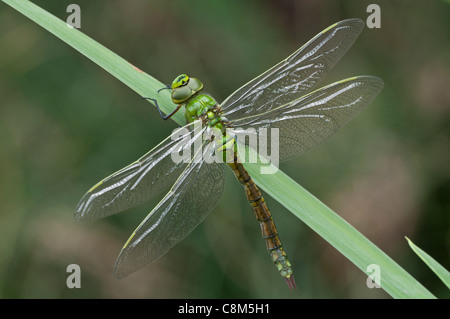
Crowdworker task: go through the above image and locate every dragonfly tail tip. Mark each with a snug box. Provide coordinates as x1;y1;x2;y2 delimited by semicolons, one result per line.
284;275;297;290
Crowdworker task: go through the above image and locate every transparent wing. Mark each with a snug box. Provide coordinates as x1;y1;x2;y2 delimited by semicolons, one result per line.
231;76;384;162
114;141;225;278
75;120;206;221
222;18;365;120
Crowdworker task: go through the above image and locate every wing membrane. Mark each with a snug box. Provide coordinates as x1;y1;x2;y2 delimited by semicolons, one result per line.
222;18;365;120
114;141;225;278
232;76;384;162
75;121;205;221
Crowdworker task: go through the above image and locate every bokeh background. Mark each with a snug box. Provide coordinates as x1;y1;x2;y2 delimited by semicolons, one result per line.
0;0;449;298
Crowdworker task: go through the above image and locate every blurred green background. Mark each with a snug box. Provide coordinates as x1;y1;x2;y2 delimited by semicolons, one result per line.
0;0;449;298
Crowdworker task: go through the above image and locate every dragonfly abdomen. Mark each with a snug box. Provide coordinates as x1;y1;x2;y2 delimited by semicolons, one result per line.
227;154;296;289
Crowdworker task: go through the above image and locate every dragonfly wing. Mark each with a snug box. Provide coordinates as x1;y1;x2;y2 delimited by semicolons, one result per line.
222;18;365;120
114;141;225;279
232;76;384;162
75;121;205;221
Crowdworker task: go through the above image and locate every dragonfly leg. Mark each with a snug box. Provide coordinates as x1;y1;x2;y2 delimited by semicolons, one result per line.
142;83;178;120
142;97;164;118
161;104;182;120
157;84;171;93
142;97;182;121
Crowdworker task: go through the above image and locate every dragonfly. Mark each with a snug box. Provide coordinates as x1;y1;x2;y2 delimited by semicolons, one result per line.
75;18;383;289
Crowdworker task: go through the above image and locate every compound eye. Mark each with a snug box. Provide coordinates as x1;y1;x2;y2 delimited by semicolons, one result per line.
171;85;192;104
187;78;203;92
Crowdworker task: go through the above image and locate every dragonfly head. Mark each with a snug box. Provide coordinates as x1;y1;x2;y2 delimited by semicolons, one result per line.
171;74;204;104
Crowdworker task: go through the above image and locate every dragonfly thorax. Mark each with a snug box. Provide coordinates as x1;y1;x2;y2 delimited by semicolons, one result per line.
184;94;225;129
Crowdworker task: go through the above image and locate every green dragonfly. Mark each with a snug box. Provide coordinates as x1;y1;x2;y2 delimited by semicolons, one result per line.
75;18;383;289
